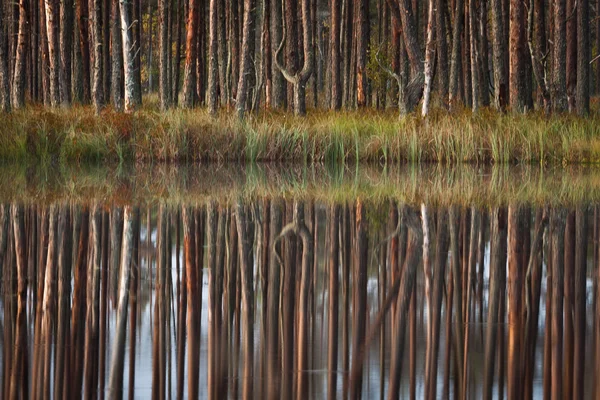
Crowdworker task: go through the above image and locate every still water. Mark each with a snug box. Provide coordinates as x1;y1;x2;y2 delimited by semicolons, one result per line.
0;164;599;399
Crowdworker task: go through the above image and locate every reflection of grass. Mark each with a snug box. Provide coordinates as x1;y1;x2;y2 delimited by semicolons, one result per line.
3;106;600;163
1;162;600;206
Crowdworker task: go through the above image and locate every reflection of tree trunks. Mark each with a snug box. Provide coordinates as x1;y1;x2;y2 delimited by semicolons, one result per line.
564;211;575;399
107;206;137;399
227;209;239;398
573;207;587;400
523;209;547;399
152;205;167;400
9;204;27;400
543;217;553;400
551;208;567;400
267;199;283;399
183;207;200;400
109;208;124;307
176;211;187;400
507;206;525;400
350;200;368;400
328;204;340;400
207;202;217;400
84;206;102;400
99;211;109;400
425;209;450;400
55;206;72;399
483;208;507;400
235;202;255;400
128;210;140;400
342;203;351;399
387;207;423;400
281;200;297;400
71;207;89;397
295;203;314;400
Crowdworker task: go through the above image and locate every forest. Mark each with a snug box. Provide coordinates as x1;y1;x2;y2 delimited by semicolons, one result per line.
0;0;598;118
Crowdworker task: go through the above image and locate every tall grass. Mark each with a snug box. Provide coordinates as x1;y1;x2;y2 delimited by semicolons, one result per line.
2;105;600;164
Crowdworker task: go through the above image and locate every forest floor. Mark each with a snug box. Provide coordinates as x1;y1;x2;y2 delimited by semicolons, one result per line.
2;102;600;164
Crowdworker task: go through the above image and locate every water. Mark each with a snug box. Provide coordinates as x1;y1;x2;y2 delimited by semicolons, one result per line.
0;163;599;399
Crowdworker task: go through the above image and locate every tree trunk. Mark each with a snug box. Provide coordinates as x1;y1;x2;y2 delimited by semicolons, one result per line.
182;0;199;107
436;0;448;106
576;0;590;114
421;0;436;117
77;0;91;103
120;0;137;112
270;0;285;108
90;0;104;113
159;0;170;109
0;1;11;111
208;0;218;113
236;0;257;118
44;0;59;106
59;0;73;105
356;0;369;107
509;0;527;111
111;0;123;110
448;0;465;109
552;0;567;111
330;0;341;110
491;0;508;109
12;0;29;108
566;0;577;111
274;0;314;116
470;0;481;110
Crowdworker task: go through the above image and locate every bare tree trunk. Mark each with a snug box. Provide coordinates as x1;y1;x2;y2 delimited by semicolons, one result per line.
207;0;218;113
182;0;199;107
159;0;170;109
489;0;507;109
77;0;91;103
59;0;73;105
12;0;29;108
449;0;465;109
509;0;527;111
274;0;314;115
356;0;369;107
576;0;590;114
111;0;123;110
120;0;137;112
421;0;436;117
566;0;577;111
0;2;11;111
90;0;104;113
552;0;567;111
236;0;258;118
330;0;341;110
45;0;60;106
436;0;448;106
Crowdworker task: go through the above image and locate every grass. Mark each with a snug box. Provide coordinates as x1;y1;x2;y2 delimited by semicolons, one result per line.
2;162;600;207
3;104;600;164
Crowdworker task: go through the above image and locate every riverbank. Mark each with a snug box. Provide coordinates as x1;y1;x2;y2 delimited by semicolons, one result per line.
2;105;600;164
1;162;599;206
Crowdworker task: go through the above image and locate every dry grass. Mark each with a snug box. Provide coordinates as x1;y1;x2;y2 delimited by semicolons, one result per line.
2;104;600;164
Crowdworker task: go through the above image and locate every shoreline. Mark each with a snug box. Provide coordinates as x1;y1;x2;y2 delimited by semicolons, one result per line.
2;106;600;164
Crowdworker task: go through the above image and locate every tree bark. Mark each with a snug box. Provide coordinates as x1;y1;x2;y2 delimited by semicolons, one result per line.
60;0;73;105
182;0;199;107
90;0;104;113
552;0;567;111
12;0;29;108
111;0;123;110
566;0;577;111
356;0;369;107
77;0;91;103
44;0;60;106
576;0;590;114
509;0;527;111
120;0;137;112
159;0;170;109
421;0;436;117
208;0;218;113
330;0;341;110
0;2;11;111
491;0;508;109
236;0;257;118
449;0;465;109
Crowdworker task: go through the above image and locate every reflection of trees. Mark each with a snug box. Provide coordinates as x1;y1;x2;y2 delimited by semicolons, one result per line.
0;200;599;399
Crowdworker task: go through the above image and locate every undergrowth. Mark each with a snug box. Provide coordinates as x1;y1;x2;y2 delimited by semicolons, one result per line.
2;105;600;164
